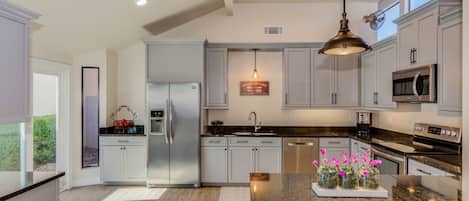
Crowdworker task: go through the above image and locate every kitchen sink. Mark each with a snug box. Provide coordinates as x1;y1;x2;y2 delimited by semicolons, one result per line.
232;132;277;136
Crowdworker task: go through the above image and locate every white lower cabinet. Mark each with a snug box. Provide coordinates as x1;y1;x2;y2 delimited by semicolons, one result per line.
350;139;371;169
101;146;125;181
202;137;282;184
228;146;255;183
407;159;453;176
319;138;350;161
201;146;228;183
255;147;282;173
100;137;147;183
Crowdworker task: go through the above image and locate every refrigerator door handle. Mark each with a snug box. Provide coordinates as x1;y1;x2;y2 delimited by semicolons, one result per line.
169;100;174;144
164;99;170;144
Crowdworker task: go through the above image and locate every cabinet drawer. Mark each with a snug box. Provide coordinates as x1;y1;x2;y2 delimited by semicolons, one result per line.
408;159;447;176
100;137;146;146
319;138;350;147
255;138;282;147
202;137;227;147
229;137;257;146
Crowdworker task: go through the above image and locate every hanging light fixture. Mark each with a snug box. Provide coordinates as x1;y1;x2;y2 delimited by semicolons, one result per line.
135;0;147;6
319;0;371;55
252;49;259;79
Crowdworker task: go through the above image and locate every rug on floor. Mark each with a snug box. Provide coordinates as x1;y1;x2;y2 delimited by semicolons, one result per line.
218;187;250;201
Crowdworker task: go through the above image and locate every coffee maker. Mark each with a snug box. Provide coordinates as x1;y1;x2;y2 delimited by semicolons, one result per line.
356;112;372;139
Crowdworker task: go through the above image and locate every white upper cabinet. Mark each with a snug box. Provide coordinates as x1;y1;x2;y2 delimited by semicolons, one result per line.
205;48;228;108
361;38;397;109
284;48;360;108
145;38;205;82
335;55;360;107
395;0;460;70
438;9;462;113
283;48;311;108
0;2;39;124
311;50;335;106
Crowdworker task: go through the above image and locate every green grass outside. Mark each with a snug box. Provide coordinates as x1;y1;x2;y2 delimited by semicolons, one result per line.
0;115;56;171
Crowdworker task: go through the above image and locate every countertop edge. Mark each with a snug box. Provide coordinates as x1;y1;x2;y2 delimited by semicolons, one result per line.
1;172;65;200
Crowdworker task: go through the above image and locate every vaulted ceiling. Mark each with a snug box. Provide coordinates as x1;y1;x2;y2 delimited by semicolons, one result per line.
11;0;221;63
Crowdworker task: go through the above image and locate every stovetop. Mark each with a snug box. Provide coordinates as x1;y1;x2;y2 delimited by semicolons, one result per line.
371;138;460;156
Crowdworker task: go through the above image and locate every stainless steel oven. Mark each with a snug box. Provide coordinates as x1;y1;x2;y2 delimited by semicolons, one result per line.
392;64;437;103
372;147;406;175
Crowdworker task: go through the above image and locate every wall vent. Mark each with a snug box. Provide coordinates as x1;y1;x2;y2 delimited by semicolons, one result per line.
264;26;283;35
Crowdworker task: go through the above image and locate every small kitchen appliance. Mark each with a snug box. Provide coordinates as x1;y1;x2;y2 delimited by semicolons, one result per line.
356;112;372;139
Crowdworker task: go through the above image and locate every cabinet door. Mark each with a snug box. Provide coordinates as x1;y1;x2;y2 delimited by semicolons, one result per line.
228;147;255;183
255;147;282;173
361;52;377;107
438;19;462;113
397;22;418;70
416;10;438;66
312;49;335;106
124;146;146;180
101;146;124;182
205;48;228;108
0;15;29;123
335;55;360;107
283;48;311;107
350;140;360;169
376;43;397;108
201;146;228;183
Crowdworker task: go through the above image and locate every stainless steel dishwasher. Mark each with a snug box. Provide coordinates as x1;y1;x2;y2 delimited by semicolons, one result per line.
283;138;319;181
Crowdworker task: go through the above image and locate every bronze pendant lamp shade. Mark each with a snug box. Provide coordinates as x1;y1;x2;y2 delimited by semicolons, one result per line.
319;0;371;55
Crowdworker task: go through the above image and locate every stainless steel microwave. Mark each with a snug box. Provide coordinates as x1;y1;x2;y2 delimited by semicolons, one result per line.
392;65;437;103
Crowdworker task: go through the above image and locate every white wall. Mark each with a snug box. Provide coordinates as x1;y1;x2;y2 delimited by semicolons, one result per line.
374;105;462;134
461;0;468;199
70;49;117;186
209;50;356;126
160;1;378;44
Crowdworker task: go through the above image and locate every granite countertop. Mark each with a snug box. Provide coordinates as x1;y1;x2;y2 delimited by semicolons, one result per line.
99;125;145;137
99;133;146;137
0;171;65;200
249;173;461;201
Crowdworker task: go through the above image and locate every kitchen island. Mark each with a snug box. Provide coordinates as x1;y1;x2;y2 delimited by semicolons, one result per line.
249;173;461;201
0;171;65;201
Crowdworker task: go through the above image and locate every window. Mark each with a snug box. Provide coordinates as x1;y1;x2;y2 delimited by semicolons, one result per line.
377;2;400;41
409;0;431;11
0;123;22;171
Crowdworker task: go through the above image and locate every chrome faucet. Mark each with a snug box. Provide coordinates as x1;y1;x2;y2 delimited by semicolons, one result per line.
248;111;261;132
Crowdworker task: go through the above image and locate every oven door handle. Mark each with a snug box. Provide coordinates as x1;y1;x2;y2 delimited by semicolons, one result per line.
412;72;421;96
372;147;405;163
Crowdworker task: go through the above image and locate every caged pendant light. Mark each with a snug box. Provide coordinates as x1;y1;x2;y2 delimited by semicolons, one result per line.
319;0;371;55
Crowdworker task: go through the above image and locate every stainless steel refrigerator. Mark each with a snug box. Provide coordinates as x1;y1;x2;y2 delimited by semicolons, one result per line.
146;82;200;187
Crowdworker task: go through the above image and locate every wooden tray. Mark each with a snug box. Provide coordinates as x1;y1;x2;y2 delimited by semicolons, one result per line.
312;183;388;198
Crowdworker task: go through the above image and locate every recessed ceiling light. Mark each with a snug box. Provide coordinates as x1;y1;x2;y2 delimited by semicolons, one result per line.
135;0;147;6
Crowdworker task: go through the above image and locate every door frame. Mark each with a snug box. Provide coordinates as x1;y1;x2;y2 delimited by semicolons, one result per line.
31;58;72;190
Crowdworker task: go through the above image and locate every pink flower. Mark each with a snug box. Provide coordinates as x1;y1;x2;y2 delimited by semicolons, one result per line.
339;170;346;177
361;156;369;164
361;169;369;176
342;158;348;164
350;153;358;164
320;148;326;156
369;160;382;167
322;158;329;165
312;160;319;167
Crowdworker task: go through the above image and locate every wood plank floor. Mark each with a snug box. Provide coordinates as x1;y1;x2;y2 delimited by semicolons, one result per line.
59;185;221;201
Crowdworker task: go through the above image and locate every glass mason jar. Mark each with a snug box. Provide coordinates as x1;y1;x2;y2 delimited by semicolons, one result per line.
359;169;380;189
338;171;358;189
317;169;338;189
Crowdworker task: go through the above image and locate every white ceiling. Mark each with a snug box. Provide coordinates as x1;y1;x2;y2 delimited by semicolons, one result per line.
11;0;220;63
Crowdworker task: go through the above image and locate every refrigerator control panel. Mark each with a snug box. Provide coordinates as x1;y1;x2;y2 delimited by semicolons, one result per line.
151;110;164;118
150;109;165;134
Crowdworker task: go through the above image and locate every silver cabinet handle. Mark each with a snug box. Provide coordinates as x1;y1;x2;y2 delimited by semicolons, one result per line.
208;140;221;143
410;49;413;65
413;48;417;64
331;93;334;104
287;142;314;146
416;168;432;175
261;141;273;144
412;72;421;96
334;93;337;105
328;141;341;144
117;140;129;143
236;140;249;143
284;93;288;105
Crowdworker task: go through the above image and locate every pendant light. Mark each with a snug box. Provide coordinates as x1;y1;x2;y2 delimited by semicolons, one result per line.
319;0;371;55
252;49;259;79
